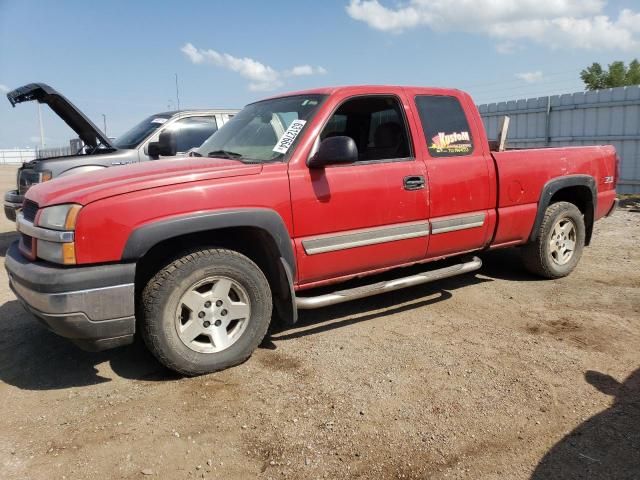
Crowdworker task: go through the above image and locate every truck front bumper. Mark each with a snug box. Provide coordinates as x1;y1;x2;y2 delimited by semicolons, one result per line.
4;190;23;222
5;241;136;351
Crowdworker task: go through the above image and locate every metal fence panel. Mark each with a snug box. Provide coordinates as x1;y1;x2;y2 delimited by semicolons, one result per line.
478;85;640;194
0;149;36;165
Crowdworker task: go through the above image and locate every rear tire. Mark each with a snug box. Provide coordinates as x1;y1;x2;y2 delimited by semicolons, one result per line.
522;202;585;279
141;248;272;376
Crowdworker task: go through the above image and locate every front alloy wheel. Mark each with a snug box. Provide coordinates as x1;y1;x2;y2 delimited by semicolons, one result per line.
176;276;251;354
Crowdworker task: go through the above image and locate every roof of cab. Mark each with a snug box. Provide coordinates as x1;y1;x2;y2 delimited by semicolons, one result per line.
258;85;466;101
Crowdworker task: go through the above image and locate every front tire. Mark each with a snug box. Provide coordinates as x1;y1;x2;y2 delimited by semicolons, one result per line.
141;248;272;376
522;201;585;279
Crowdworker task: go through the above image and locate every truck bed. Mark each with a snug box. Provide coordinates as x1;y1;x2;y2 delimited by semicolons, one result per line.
489;145;617;248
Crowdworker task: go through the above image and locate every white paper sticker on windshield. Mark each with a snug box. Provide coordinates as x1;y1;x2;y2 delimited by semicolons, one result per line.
151;118;167;124
273;119;307;154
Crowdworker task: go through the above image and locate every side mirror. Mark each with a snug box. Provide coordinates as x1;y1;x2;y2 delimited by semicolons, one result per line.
307;136;358;168
148;131;177;159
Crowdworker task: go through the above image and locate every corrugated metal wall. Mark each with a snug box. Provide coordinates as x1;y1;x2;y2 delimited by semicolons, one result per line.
478;85;640;194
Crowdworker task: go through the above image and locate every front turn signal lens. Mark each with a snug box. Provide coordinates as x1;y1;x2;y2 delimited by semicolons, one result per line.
64;205;82;230
62;242;76;265
36;240;76;265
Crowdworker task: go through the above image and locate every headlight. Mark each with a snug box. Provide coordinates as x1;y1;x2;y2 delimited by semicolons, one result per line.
34;203;81;265
37;204;81;231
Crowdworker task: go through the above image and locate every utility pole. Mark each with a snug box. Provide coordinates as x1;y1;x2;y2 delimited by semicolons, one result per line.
102;114;107;136
38;103;45;148
175;73;181;111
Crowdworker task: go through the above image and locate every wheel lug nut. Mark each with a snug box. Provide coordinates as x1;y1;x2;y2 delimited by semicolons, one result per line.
204;301;212;308
220;309;228;316
203;321;211;328
216;300;223;307
198;311;205;318
214;320;222;327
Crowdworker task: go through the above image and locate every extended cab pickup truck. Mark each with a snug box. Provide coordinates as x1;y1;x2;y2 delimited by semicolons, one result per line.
5;85;618;375
4;83;237;221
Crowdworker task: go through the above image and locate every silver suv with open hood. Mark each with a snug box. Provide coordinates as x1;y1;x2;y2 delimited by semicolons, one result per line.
4;83;238;221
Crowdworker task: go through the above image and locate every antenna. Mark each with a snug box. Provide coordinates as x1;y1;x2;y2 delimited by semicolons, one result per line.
175;73;180;111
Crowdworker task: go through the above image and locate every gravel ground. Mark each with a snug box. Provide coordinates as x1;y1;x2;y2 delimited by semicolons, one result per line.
0;165;638;479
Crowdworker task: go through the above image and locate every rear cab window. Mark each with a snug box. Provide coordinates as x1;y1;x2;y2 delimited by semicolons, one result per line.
415;95;473;157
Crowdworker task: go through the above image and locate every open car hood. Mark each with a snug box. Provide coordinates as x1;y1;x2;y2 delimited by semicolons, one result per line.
7;83;114;149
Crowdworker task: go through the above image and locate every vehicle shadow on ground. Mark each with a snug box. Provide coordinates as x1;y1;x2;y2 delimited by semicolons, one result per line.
478;248;544;282
531;367;640;479
268;248;535;343
0;300;178;391
0;231;18;257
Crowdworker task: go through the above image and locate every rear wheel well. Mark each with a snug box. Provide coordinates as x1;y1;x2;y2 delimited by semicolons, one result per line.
548;185;594;245
135;227;294;325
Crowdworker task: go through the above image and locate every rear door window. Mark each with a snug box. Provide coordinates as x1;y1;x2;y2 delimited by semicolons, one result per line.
415;96;473;157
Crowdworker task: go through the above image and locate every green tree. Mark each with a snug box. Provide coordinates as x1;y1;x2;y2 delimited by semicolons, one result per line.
581;59;640;90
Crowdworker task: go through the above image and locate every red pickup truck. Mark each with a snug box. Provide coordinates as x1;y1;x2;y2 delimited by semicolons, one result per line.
6;85;618;375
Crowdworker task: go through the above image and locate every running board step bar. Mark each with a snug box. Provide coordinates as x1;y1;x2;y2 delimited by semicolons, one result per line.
295;256;482;309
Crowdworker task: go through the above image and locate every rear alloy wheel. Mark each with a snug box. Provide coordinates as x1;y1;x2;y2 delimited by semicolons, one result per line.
141;248;272;376
522;201;585;279
547;217;577;266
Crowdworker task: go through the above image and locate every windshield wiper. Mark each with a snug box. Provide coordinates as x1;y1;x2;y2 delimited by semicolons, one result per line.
207;150;244;159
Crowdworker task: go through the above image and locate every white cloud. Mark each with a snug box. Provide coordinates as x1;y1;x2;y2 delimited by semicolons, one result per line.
516;71;544;83
181;43;326;91
285;65;328;76
0;84;9;93
346;0;640;51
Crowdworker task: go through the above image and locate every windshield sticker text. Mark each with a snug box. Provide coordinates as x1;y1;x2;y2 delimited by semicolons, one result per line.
429;131;472;154
273;119;307;154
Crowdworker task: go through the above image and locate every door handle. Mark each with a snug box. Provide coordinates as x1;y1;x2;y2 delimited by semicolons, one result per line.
403;175;425;190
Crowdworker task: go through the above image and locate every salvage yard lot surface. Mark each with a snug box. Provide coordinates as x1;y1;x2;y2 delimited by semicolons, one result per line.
0;165;638;479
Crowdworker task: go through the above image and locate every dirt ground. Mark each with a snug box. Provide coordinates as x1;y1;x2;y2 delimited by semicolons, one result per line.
0;165;638;480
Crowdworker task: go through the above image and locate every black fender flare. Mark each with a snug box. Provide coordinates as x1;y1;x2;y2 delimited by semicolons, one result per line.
122;208;298;322
529;175;597;244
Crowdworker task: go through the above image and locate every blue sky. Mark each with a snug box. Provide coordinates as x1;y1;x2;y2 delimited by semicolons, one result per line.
0;0;638;148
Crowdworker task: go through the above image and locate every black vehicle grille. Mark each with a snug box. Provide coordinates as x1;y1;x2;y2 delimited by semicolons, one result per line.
22;200;38;222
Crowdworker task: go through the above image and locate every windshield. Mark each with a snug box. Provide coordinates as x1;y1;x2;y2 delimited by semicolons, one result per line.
113;114;172;149
195;94;326;163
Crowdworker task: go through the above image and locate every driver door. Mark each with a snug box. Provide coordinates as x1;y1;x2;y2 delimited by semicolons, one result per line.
289;92;430;286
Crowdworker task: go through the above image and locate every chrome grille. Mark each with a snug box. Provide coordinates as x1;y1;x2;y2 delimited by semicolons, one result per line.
22;200;38;223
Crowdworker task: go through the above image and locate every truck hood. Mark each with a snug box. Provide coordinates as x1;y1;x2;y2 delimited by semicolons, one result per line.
26;157;263;206
7;83;114;149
